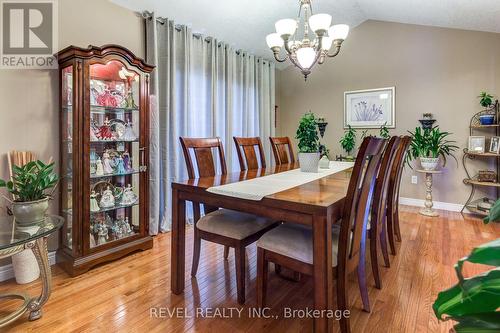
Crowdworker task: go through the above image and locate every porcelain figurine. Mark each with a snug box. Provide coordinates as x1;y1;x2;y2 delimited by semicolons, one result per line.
124;90;138;109
121;184;138;205
90;190;100;212
98;118;114;140
99;186;115;208
96;221;109;245
102;151;114;174
122;151;132;171
319;155;330;169
112;219;123;239
123;217;133;235
95;158;104;176
121;122;137;141
115;155;126;174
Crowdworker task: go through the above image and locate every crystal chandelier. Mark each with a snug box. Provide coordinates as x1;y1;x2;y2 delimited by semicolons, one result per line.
266;0;349;80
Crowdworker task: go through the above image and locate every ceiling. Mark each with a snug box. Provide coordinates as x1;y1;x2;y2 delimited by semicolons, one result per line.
112;0;500;65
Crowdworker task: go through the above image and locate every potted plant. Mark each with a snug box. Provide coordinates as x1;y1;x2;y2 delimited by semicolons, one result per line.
0;160;59;225
379;122;390;139
296;112;320;172
407;126;458;171
478;91;495;125
340;125;356;161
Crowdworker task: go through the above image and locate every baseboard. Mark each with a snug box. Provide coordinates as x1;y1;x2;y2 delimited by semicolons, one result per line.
399;197;465;212
0;251;56;282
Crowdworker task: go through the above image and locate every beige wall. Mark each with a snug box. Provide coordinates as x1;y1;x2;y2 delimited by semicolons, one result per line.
277;20;500;205
0;0;144;261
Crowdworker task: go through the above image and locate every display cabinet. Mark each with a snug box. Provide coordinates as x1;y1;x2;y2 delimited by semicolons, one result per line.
57;45;154;276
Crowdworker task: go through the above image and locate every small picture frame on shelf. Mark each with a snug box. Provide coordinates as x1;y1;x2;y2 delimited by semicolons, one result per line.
468;136;485;153
489;136;500;154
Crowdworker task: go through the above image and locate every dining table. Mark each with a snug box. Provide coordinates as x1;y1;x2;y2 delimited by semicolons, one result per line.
170;162;353;333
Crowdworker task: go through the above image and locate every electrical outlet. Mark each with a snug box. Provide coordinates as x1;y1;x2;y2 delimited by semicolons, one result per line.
411;175;418;184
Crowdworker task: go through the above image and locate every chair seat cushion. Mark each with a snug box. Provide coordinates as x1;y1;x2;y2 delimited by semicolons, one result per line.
256;223;342;267
196;209;276;240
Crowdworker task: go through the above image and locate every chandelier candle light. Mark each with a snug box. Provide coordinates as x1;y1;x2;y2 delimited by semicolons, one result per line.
266;0;349;80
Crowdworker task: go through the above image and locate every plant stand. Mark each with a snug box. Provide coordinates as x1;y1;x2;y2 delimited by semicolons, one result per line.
416;169;442;217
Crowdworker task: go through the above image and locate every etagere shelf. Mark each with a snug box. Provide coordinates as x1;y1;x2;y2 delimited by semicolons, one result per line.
462;100;500;217
57;45;154;276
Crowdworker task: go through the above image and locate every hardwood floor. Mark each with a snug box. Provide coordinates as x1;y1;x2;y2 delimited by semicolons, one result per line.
0;206;498;333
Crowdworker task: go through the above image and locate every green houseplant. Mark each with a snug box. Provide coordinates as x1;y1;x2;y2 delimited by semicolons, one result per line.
406;126;458;171
0;160;59;224
479;91;494;109
478;92;496;125
296;112;320;172
340;125;356;161
379;122;390;139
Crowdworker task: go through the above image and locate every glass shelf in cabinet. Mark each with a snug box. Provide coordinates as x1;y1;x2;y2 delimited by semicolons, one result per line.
90;201;139;214
90;139;139;143
90;105;139;114
90;170;141;179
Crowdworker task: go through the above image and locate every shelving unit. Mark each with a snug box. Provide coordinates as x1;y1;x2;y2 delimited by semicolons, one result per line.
57;45;154;276
462;100;500;216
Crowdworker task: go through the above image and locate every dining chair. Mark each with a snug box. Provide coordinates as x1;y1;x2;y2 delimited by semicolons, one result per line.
179;137;279;304
386;136;412;255
233;136;266;171
269;136;295;165
256;137;386;324
368;136;401;291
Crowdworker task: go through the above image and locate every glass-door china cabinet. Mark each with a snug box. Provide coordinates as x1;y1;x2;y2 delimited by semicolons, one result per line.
57;45;154;276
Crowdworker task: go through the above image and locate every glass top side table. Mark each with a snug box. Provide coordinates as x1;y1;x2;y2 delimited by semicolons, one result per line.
0;215;63;327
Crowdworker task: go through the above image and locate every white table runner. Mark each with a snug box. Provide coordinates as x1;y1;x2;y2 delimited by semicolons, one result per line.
207;161;354;201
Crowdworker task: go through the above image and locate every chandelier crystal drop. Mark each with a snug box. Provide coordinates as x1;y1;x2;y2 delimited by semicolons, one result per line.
266;0;349;80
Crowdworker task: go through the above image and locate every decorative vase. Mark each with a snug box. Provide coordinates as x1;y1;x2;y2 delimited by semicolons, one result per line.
11;197;50;225
317;122;328;138
298;152;320;173
479;114;495;125
319;155;330;169
419;157;440;171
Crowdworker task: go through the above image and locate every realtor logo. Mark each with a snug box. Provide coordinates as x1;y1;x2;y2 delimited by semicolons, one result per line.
1;0;58;69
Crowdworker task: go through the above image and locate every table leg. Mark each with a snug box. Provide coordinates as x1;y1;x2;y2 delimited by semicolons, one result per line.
27;236;51;321
312;214;333;333
171;188;186;294
420;173;438;217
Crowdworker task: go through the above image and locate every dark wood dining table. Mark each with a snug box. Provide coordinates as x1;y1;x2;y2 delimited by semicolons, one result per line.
171;162;352;333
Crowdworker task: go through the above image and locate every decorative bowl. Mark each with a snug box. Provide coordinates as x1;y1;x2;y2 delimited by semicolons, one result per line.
479;114;495;125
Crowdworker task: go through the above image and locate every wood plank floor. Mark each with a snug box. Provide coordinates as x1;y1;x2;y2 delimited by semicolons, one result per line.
0;206;498;333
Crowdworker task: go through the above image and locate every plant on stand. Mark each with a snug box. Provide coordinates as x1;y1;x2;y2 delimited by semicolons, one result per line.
0;160;59;225
478;92;496;125
340;125;356;161
406;126;458;171
296;112;320;172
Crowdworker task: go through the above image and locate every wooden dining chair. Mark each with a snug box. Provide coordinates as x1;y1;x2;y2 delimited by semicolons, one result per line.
233;137;266;171
386;136;412;255
256;137;386;326
368;136;401;291
269;136;295;165
179;137;279;304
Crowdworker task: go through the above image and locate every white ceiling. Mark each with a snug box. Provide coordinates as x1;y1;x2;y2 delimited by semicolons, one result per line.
112;0;500;64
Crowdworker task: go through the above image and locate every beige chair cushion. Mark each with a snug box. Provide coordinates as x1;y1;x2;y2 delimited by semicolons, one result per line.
256;223;343;267
196;209;276;240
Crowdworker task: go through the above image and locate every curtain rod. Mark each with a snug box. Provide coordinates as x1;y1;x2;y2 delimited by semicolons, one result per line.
140;11;272;66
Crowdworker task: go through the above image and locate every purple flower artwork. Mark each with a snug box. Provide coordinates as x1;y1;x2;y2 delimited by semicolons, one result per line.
344;87;395;129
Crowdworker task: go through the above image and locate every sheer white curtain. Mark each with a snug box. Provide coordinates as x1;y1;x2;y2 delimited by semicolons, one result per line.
146;14;276;234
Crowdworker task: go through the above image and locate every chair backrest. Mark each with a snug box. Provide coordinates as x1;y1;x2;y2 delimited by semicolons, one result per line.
370;136;401;236
338;137;386;274
233;137;266;171
179;137;227;179
387;136;412;208
269;136;295;165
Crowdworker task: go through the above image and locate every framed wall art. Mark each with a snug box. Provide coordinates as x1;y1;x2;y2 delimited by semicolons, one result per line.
344;87;395;128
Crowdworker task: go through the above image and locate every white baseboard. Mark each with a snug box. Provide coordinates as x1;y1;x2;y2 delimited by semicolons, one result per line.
0;251;56;282
399;197;464;212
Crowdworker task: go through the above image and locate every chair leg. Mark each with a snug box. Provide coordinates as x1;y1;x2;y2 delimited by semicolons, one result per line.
380;220;390;268
234;245;246;305
387;209;397;255
256;247;268;308
357;249;371;312
369;233;382;290
394;205;402;242
224;245;230;260
191;227;201;277
337;268;351;333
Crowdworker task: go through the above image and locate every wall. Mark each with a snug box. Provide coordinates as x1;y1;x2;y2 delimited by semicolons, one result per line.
277;20;500;205
0;0;144;265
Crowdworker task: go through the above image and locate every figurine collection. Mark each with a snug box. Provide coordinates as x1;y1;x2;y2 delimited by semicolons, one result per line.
90;213;135;247
91;149;133;176
90;183;138;212
90;118;137;142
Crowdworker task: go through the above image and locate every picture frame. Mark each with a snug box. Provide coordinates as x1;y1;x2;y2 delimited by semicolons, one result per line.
489;136;500;154
344;87;395;129
468;136;486;153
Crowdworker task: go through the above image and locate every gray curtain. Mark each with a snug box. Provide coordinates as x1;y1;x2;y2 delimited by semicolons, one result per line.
145;14;276;234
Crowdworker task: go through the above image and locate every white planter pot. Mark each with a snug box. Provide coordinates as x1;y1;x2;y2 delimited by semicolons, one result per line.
419;157;439;171
299;152;320;173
